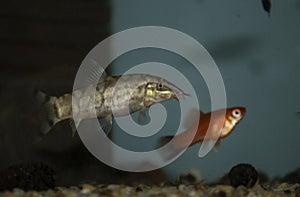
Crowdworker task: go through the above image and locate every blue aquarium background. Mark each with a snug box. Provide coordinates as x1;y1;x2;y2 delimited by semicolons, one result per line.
111;0;300;181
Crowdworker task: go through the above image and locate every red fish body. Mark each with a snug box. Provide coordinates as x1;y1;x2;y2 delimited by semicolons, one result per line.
158;107;246;158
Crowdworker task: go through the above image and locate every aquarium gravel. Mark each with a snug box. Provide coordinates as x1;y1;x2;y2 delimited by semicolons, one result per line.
1;163;300;196
0;182;299;197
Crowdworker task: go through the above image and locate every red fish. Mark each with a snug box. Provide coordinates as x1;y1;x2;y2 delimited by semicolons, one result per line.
158;107;246;158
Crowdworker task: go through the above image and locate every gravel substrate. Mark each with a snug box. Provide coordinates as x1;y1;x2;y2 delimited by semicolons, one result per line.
1;163;299;196
0;182;299;197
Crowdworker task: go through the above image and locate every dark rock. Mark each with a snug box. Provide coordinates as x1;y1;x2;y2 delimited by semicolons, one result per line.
0;162;56;191
283;168;300;184
229;163;258;188
135;186;143;192
218;190;227;197
176;169;203;185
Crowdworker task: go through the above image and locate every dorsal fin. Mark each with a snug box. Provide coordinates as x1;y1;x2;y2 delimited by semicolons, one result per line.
84;58;107;86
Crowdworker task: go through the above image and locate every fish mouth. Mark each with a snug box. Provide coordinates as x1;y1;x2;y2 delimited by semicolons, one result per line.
241;107;247;117
159;78;189;102
236;106;247;116
170;87;189;102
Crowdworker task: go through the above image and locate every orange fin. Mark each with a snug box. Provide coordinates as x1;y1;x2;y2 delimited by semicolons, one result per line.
184;108;201;129
212;140;221;153
157;135;184;161
157;136;173;148
214;140;221;148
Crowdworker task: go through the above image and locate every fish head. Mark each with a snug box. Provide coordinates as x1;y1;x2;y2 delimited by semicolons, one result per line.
144;80;188;106
220;107;246;138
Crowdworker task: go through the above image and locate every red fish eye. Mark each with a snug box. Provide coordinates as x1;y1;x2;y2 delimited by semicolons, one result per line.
232;109;241;118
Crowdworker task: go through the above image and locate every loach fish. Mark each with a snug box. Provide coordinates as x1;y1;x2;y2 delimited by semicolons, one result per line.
35;73;187;136
158;107;246;159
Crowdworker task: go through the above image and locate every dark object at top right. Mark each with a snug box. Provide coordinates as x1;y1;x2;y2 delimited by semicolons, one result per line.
262;0;272;16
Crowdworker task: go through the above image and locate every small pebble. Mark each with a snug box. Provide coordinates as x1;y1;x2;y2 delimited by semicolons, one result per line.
80;189;91;194
235;185;249;196
107;184;120;190
218;191;227;197
80;184;95;194
136;186;143;192
13;188;25;195
81;184;96;191
178;184;186;192
176;169;203;185
273;182;300;192
212;185;234;197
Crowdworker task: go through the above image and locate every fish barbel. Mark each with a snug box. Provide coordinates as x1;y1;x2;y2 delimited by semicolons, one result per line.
36;74;187;135
158;107;246;159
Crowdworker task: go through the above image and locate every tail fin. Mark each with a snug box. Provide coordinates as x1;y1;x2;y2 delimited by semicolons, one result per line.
34;90;59;135
157;136;183;161
157;136;173;148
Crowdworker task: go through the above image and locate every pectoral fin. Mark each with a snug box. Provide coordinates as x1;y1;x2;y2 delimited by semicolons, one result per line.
214;140;221;148
98;114;113;135
70;119;82;137
212;140;221;152
198;124;223;157
70;115;113;137
138;106;147;123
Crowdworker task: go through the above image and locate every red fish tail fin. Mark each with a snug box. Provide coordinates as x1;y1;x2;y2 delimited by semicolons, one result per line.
184;108;201;130
157;135;184;161
157;136;173;148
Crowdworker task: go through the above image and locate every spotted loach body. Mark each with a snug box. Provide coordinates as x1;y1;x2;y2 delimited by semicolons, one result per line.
36;74;187;136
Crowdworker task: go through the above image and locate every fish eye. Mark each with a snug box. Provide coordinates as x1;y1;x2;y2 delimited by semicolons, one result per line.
157;83;164;89
232;109;241;118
